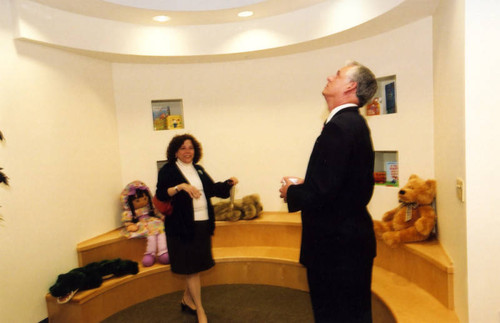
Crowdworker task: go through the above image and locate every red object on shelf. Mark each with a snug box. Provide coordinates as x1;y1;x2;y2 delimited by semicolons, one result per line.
374;172;386;184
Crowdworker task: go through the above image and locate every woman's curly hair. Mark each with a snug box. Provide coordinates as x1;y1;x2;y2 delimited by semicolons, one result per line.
166;134;203;164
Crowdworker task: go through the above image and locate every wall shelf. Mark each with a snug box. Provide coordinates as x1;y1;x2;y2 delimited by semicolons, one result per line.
366;75;397;116
152;99;184;131
374;151;398;187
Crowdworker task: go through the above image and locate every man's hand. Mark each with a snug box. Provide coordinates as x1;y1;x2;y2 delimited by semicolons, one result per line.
279;176;303;202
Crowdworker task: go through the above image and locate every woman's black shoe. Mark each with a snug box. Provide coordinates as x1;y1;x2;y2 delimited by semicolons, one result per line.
180;299;197;315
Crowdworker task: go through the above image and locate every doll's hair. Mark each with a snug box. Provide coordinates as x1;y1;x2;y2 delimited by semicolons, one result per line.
126;188;155;222
166;134;203;164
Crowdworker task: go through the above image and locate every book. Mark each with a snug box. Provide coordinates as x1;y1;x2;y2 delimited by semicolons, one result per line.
385;161;398;186
152;106;170;131
385;82;396;114
167;115;183;129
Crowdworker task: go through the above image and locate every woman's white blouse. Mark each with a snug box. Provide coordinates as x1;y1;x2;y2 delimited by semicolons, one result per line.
176;160;209;221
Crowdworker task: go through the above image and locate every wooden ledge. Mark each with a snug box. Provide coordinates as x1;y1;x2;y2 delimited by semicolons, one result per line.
77;228;123;252
72;212;455;310
375;237;454;309
47;248;458;323
212;246;300;264
372;266;458;323
77;212;301;252
48;211;459;323
76;212;303;265
403;239;454;273
51;246;302;305
61;264;173;304
77;213;452;272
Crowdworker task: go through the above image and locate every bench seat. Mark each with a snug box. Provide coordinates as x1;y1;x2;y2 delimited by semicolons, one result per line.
46;212;458;323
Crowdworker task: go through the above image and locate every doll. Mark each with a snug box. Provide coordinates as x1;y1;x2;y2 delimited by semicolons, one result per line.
120;180;169;267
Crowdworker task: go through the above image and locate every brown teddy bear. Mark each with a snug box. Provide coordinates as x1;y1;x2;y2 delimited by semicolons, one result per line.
213;200;241;221
373;174;436;247
214;194;263;221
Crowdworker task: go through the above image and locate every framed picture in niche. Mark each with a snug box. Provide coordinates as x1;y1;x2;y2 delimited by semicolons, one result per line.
152;99;184;131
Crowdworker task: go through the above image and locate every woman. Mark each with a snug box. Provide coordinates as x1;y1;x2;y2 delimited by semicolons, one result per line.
156;134;237;323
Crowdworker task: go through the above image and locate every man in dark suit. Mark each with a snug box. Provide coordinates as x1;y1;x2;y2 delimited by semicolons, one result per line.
279;61;378;323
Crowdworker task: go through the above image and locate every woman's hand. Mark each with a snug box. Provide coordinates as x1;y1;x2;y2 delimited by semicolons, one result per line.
178;183;201;199
228;177;239;186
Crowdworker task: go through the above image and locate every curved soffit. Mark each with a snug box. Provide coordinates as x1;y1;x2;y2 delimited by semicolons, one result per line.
101;0;268;11
12;0;439;62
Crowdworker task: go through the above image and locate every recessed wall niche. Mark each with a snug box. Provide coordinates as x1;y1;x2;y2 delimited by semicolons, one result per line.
152;99;184;131
374;151;398;187
366;75;397;116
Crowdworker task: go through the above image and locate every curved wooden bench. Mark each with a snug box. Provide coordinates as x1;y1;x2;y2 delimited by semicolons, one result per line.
45;212;458;323
375;237;455;309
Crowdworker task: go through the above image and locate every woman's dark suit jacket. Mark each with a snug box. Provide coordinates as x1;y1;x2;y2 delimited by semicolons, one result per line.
155;162;232;240
287;107;376;268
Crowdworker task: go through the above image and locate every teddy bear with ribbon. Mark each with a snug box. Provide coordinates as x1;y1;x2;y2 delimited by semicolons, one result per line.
373;174;437;247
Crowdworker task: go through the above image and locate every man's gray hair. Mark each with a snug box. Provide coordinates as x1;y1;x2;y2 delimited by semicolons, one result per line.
345;61;378;107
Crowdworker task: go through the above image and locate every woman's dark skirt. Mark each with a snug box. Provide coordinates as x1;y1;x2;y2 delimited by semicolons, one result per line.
166;220;215;275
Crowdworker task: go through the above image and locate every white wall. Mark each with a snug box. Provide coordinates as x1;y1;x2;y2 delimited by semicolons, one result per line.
465;1;500;322
114;18;434;218
0;0;123;321
365;18;434;218
0;3;438;321
433;0;468;321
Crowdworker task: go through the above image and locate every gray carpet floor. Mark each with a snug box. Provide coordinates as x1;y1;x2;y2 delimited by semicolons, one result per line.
102;284;315;323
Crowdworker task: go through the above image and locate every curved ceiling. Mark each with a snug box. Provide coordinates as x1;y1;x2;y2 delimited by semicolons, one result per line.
13;0;439;62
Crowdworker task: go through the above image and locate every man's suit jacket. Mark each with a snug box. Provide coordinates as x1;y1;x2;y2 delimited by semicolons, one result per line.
287;107;376;268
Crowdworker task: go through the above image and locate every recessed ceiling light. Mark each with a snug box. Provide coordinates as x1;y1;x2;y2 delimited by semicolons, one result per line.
238;11;254;18
153;15;170;22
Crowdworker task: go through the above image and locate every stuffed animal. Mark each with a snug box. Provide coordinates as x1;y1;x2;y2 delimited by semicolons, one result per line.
373;174;437;247
214;194;263;221
213;200;241;221
49;258;138;304
120;180;169;267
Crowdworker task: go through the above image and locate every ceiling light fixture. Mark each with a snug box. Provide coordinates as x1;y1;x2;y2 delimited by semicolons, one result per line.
153;15;170;22
238;11;254;18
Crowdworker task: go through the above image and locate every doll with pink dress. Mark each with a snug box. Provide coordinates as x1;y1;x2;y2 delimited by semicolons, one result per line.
120;180;169;267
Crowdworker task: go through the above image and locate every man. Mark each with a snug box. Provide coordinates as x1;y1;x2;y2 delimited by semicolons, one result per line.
279;61;378;322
